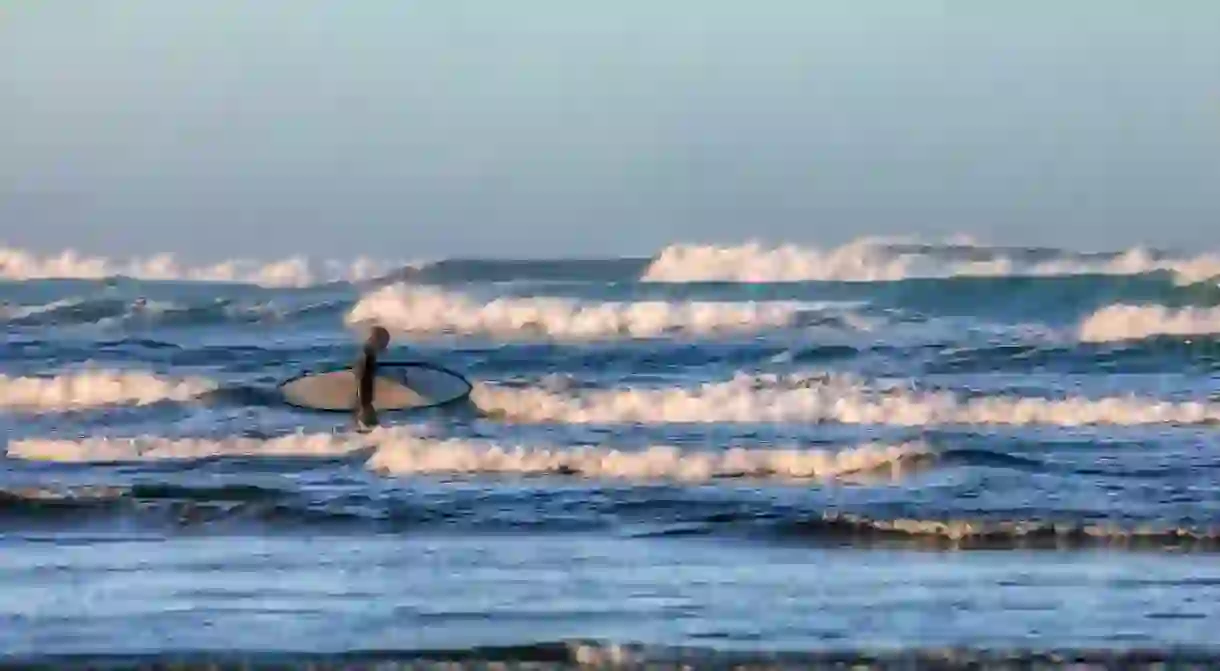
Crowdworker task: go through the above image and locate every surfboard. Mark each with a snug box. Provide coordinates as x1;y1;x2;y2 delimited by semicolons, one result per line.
277;361;473;412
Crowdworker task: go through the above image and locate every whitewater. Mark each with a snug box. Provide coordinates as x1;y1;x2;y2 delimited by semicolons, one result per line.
5;236;1220;665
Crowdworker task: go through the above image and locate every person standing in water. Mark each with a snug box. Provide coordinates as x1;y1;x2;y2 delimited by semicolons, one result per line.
353;325;391;430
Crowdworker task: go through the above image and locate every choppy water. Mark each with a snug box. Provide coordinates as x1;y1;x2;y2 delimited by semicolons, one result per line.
4;238;1220;667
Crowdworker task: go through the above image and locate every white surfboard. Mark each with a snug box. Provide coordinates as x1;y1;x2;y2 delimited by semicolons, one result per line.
278;362;472;412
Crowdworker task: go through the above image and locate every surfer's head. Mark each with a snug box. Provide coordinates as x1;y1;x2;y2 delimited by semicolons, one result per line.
366;325;391;351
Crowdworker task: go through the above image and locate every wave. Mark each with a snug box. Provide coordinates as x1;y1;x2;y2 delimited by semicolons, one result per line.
366;437;925;481
0;482;286;515
471;372;1220;426
642;239;1220;284
3;367;1213;426
0;370;215;413
346;285;823;339
2;296;275;329
1080;304;1220;342
6;428;926;482
0;245;411;287
9;238;1220;289
785;512;1220;549
7;470;1220;557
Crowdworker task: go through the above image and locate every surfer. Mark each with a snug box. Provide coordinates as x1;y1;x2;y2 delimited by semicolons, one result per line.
353;325;391;430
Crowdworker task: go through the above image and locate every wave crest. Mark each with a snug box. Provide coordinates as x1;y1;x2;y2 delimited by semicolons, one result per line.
0;245;408;287
0;370;215;413
1080;304;1220;342
346;285;806;339
6;428;926;482
472;373;1220;426
642;240;1220;284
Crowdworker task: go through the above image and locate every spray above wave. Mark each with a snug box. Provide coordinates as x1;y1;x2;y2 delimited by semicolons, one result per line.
642;239;1220;284
0;245;412;287
472;372;1220;426
6;428;926;482
346;285;815;339
1080;304;1220;342
0;370;215;413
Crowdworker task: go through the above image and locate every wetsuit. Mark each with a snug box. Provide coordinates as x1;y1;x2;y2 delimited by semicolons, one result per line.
353;342;379;428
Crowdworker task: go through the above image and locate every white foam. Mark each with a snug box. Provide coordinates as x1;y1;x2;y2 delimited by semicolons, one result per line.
0;371;215;413
1079;304;1220;342
472;372;1220;426
0;245;411;287
643;238;933;283
346;285;807;338
5;427;926;482
367;436;925;481
6;430;368;462
641;240;1220;284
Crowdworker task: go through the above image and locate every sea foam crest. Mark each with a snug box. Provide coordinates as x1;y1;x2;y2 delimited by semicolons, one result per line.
6;428;926;482
0;371;215;413
472;373;1220;426
0;245;408;287
642;240;1220;284
1080;304;1220;342
346;285;806;338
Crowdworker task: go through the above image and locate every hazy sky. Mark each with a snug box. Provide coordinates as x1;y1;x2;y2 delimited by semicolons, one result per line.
2;2;1218;260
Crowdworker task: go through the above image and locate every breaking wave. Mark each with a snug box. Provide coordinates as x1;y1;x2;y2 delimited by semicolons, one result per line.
6;428;926;482
642;239;1220;284
1080;304;1220;342
472;372;1220;426
8;238;1220;289
0;245;409;287
0;370;215;413
346;285;815;339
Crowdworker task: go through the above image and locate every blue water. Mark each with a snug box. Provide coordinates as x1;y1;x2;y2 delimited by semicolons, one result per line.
3;245;1220;666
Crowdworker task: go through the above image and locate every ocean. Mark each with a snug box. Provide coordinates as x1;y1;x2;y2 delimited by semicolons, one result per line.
3;237;1220;668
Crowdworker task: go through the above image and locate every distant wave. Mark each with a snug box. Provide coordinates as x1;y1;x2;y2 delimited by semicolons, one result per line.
472;372;1220;426
346;285;827;339
0;370;214;413
2;296;272;328
8;282;1218;343
0;245;412;287
1080;304;1220;342
642;239;1220;284
7;237;1220;288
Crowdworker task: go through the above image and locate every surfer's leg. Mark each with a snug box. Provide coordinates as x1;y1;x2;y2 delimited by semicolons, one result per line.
358;405;379;428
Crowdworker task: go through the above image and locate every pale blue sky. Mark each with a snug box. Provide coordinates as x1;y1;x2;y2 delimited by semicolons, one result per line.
2;1;1218;260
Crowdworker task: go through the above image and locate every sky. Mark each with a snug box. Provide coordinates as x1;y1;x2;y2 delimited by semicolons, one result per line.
1;1;1218;260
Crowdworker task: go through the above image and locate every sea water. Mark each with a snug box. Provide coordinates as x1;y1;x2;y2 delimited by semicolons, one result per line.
3;238;1220;666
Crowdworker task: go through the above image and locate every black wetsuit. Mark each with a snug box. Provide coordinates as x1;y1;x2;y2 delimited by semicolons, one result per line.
353;343;378;427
